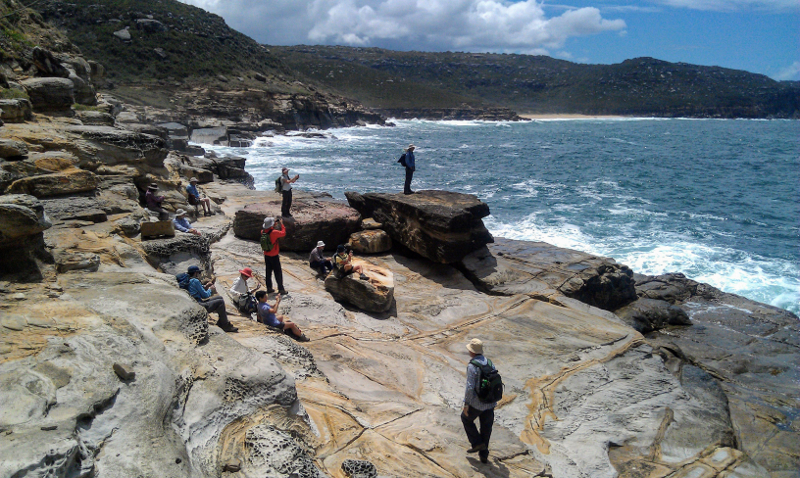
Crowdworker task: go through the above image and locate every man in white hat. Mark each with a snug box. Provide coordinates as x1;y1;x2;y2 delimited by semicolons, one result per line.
173;209;201;236
186;177;212;216
308;240;333;276
462;338;497;464
403;144;416;195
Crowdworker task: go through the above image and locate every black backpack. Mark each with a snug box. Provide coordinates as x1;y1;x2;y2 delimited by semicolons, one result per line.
471;358;503;403
175;272;191;290
397;153;407;167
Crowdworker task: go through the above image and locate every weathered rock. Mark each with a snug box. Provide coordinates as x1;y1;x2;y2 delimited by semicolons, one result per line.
191;127;227;145
20;77;75;113
76;110;114;126
41;196;108;223
0;99;33;123
234;194;361;252
54;250;100;273
62;125;168;170
113;26;131;41
345;190;492;264
112;363;136;381
360;217;382;230
460;238;637;310
158;122;189;137
324;259;394;312
348;229;391;254
31;47;70;78
614;297;691;333
142;231;214;275
0;194;52;248
68;73;96;106
140;220;176;240
135;18;167;33
6;168;97;197
0;139;28;159
341;459;377;478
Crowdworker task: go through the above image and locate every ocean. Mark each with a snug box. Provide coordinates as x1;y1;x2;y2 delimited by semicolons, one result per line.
200;118;800;315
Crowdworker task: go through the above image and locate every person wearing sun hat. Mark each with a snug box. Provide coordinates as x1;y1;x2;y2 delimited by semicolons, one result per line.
186;177;212;216
229;267;261;314
308;240;333;276
145;182;169;220
261;216;288;294
173;209;201;236
461;338;496;464
402;144;416;195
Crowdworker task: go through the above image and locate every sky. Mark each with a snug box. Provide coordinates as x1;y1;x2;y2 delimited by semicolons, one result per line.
178;0;800;81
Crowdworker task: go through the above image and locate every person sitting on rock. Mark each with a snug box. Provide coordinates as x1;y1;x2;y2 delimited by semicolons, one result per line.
309;240;333;276
229;267;260;315
255;290;308;341
186;177;212;216
187;265;237;333
333;244;368;280
145;183;169;221
173;209;201;236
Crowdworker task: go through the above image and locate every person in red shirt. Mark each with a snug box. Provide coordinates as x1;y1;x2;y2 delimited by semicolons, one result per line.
262;216;287;294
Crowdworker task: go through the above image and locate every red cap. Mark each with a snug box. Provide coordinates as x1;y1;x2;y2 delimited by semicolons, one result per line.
239;268;253;278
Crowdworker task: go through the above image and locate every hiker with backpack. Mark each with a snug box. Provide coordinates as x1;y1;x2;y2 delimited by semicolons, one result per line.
399;144;416;195
279;167;300;217
255;291;309;341
229;267;261;315
261;217;288;295
462;338;502;464
186;265;238;333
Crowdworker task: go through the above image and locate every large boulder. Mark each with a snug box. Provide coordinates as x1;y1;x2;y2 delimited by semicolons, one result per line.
41;196;108;223
63;125;168;170
345;190;493;264
233;193;361;252
31;47;70;78
0;99;33;123
20;77;75;113
614;297;691;333
6;169;98;197
324;259;394;312
460;238;637;310
0;139;28;159
349;229;392;254
0;194;51;249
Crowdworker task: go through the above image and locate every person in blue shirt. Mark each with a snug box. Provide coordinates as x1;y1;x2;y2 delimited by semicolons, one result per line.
254;291;308;341
186;178;212;216
403;144;416;195
186;265;237;332
173;209;201;236
461;338;496;464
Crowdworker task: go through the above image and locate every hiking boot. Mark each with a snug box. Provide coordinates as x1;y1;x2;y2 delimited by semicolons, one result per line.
219;323;238;333
359;273;368;280
480;455;488;464
266;288;275;294
278;289;288;295
466;443;486;454
297;334;310;342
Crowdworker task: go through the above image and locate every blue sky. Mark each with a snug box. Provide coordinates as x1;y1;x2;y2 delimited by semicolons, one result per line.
179;0;800;81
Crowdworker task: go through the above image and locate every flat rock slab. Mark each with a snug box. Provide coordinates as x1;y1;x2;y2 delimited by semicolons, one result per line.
345;190;493;264
6;169;98;198
324;259;394;313
233;193;361;252
460;238;636;310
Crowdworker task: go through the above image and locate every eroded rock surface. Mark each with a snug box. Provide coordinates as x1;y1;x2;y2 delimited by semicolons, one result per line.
345;190;493;264
324;259;394;312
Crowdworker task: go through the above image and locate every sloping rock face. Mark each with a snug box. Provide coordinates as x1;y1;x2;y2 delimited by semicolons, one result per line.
632;273;800;475
0;272;321;478
324;259;394;312
6;168;98;197
0;194;53;275
460;237;637;310
345;190;493;264
233;193;361;252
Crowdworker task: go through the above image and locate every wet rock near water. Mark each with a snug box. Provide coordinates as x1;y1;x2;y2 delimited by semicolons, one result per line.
345;190;493;264
460;237;637;310
614;297;691;333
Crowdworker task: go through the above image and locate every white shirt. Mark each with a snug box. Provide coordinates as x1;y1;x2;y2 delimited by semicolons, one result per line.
229;276;249;296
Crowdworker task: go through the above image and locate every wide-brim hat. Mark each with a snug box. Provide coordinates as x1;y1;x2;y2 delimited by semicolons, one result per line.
239;267;253;278
407;144;415;150
148;183;159;190
175;208;187;216
466;338;483;355
262;217;275;229
189;177;198;183
316;240;325;248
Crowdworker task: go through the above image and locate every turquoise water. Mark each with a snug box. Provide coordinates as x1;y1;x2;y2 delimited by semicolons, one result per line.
202;118;800;315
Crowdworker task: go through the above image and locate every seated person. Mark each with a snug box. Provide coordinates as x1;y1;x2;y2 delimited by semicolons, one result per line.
173;209;201;236
187;265;237;333
229;267;260;314
333;244;368;280
255;291;308;341
145;183;169;221
186;177;212;216
309;240;333;275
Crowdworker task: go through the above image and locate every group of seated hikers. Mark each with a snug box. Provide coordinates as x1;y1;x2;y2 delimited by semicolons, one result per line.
176;236;371;340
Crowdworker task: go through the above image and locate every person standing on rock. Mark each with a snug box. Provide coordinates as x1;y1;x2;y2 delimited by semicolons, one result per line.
309;240;333;276
280;167;300;217
462;338;496;464
186;177;212;216
261;217;288;295
187;265;238;333
145;183;169;220
402;144;416;195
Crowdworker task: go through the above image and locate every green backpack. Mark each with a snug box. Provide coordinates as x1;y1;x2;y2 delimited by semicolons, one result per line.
260;229;274;252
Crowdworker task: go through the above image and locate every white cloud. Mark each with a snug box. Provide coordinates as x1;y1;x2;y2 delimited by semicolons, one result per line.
774;61;800;81
177;0;625;54
652;0;799;12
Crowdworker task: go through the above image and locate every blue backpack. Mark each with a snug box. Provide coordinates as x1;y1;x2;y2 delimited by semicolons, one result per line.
175;272;191;290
